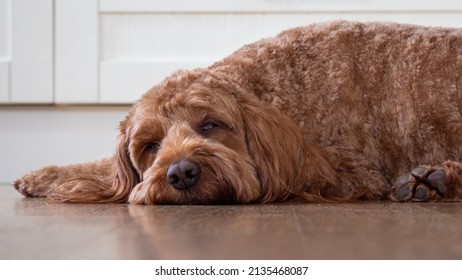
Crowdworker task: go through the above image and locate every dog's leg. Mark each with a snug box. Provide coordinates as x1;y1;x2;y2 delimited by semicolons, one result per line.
390;160;462;202
13;157;113;198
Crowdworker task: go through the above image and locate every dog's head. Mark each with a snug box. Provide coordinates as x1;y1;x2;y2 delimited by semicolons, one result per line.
113;69;305;204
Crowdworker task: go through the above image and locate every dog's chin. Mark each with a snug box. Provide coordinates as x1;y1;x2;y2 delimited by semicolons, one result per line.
128;175;256;205
138;183;237;205
128;157;261;205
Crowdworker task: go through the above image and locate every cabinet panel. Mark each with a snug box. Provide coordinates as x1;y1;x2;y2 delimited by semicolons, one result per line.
10;0;52;103
0;0;7;58
0;61;8;102
55;0;98;103
0;0;8;101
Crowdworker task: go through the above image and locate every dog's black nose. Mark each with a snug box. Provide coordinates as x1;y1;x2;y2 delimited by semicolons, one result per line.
166;159;201;190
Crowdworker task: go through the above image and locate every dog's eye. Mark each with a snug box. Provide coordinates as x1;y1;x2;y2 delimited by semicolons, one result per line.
144;142;160;153
201;122;218;136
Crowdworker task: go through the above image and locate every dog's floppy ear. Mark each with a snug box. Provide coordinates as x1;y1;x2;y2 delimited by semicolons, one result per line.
239;95;338;203
109;116;140;202
239;96;305;202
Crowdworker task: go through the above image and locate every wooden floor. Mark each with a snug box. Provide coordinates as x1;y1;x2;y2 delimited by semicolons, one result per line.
1;184;462;259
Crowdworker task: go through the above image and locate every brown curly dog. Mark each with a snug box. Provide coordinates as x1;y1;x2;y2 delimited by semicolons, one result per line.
14;21;462;204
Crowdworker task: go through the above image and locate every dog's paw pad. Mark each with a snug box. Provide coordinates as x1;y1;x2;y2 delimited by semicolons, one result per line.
410;166;432;180
391;174;416;201
427;170;447;194
412;184;440;202
391;166;445;202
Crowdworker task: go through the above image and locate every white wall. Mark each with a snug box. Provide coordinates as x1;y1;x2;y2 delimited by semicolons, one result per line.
0;106;129;183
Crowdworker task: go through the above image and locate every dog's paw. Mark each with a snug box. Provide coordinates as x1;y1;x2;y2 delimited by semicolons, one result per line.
13;166;62;197
390;166;446;202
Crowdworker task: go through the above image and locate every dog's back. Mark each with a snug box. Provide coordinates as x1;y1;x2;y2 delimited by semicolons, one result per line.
218;21;462;182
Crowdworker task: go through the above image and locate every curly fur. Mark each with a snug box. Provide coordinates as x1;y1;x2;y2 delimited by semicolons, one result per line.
14;21;462;204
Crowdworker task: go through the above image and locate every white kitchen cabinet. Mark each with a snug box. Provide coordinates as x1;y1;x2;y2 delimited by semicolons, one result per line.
2;0;462;104
0;0;53;103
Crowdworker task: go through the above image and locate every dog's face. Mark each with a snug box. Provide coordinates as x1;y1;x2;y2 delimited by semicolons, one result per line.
114;70;305;204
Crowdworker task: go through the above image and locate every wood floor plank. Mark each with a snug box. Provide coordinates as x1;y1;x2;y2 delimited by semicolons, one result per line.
2;185;462;259
0;186;135;259
70;205;307;259
292;202;462;259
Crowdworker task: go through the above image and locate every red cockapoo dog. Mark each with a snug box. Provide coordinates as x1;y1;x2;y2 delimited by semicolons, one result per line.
14;21;462;204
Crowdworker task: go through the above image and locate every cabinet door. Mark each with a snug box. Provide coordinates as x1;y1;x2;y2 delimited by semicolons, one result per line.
0;0;53;103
